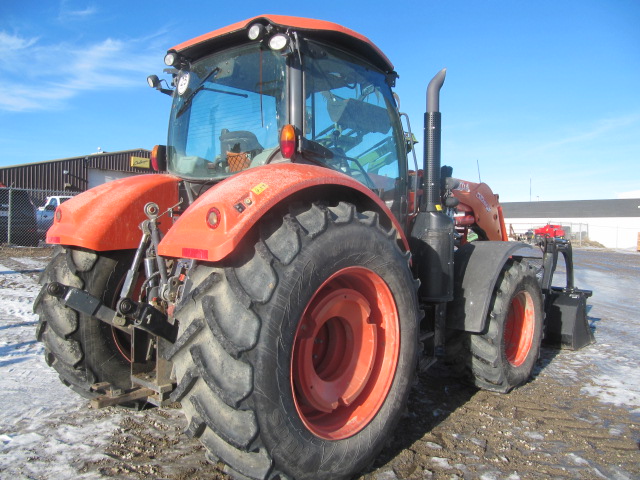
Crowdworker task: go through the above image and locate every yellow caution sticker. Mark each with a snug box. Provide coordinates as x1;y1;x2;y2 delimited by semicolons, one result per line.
251;183;268;195
435;204;443;211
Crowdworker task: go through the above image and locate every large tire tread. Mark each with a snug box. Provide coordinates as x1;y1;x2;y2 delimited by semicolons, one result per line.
170;201;414;480
35;248;96;394
452;259;543;393
35;247;135;398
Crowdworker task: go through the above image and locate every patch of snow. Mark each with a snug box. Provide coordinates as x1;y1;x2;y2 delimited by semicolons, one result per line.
566;453;590;466
0;261;123;478
424;441;443;450
9;257;48;269
540;263;640;418
374;469;398;480
430;457;451;469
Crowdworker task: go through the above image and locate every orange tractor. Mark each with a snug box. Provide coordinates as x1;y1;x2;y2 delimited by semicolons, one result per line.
35;15;593;480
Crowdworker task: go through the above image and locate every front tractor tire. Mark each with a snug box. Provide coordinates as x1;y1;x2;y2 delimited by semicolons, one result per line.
467;259;544;393
167;202;419;480
34;248;135;398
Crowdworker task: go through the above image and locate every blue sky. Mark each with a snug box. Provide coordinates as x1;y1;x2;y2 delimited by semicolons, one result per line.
0;0;638;202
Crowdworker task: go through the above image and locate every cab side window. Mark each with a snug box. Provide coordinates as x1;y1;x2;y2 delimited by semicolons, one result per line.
304;44;405;210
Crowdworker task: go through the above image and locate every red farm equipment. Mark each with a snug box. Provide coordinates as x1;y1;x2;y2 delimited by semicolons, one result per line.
534;223;566;244
34;15;594;480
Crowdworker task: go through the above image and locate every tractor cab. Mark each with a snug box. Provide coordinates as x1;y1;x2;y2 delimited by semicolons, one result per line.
157;16;407;220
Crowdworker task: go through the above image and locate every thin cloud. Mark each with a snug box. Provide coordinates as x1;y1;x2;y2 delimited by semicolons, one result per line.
617;190;640;199
515;114;640;160
57;1;98;22
0;31;162;112
0;31;38;51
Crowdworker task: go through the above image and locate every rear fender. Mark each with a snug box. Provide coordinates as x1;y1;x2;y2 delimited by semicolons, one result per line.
47;174;180;250
158;163;408;262
447;241;538;332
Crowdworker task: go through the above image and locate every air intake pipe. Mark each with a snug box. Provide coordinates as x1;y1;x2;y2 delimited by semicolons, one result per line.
410;68;454;302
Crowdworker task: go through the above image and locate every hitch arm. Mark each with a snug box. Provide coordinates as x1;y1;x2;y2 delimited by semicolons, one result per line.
45;282;179;343
118;298;179;343
46;282;128;332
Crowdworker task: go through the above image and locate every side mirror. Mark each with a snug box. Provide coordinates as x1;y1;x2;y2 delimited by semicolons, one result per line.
151;145;167;171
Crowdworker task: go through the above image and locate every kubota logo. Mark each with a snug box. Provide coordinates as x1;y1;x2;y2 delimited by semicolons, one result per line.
476;192;492;212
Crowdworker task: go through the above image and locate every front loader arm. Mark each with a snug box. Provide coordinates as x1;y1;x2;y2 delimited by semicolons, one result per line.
450;179;507;242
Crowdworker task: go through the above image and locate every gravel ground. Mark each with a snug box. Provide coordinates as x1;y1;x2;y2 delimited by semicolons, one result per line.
0;246;638;480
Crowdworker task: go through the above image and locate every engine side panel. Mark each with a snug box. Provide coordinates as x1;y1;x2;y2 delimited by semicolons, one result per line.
157;163;408;262
46;174;181;251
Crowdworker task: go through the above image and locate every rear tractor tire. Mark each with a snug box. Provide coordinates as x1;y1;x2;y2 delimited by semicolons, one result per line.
166;202;419;480
35;247;135;399
467;259;544;393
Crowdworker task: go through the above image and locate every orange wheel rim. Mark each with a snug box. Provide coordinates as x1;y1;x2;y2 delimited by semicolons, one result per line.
504;291;535;367
291;267;400;440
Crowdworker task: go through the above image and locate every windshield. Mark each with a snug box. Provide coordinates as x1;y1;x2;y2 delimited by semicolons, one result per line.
167;44;287;180
304;42;405;204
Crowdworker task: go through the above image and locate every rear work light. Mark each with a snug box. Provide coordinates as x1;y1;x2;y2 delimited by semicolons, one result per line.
280;125;296;158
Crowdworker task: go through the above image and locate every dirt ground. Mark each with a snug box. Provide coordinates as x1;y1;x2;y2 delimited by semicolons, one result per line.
74;357;639;480
1;246;638;480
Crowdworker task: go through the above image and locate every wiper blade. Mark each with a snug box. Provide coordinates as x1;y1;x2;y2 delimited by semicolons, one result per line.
176;85;248;118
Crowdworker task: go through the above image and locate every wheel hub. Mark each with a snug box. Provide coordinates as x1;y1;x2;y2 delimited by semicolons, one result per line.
291;267;399;440
504;290;535;367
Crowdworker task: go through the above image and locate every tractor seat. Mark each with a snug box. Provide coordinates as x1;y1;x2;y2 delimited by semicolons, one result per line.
219;129;263;172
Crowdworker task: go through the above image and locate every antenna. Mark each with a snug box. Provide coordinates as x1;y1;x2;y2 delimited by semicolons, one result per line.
476;159;481;183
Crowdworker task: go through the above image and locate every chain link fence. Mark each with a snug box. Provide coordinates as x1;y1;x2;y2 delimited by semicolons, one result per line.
506;222;592;246
0;187;78;247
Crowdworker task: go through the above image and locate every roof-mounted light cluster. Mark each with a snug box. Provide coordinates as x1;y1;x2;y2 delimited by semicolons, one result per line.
164;51;190;69
247;22;291;52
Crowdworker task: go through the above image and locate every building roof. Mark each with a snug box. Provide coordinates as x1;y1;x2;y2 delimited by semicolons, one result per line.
0;148;150;169
502;199;640;219
0;148;152;191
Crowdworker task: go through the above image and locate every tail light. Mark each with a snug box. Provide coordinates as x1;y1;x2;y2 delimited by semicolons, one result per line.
206;207;221;229
151;145;167;171
280;125;296;158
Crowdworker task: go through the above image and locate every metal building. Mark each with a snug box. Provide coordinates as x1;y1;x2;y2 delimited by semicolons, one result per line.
0;148;156;192
502;198;640;250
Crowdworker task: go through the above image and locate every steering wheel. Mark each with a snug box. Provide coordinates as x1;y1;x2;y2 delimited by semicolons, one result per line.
329;149;376;190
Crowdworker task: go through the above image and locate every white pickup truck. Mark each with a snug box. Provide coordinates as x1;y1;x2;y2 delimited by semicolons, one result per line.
37;196;73;212
36;196;73;238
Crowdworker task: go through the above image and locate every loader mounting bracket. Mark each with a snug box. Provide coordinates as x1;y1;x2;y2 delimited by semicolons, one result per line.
539;237;594;350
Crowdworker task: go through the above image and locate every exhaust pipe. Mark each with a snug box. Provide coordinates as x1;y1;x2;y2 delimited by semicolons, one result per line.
410;68;454;303
423;68;446;212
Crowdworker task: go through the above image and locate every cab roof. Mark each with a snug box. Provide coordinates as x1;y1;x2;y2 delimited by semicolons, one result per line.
171;15;394;73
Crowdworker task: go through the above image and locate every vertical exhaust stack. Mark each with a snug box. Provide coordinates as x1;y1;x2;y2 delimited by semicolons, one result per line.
410;68;454;303
423;68;446;212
